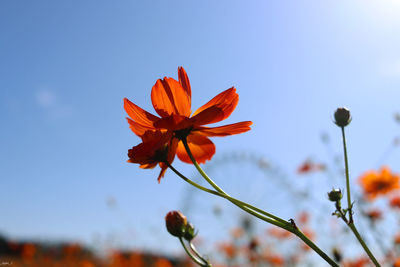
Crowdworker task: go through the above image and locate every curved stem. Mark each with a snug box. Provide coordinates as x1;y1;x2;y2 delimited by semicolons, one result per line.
181;138;339;267
189;241;211;267
179;237;207;266
181;138;227;195
167;162;288;225
167;163;222;197
168;162;289;228
189;241;205;262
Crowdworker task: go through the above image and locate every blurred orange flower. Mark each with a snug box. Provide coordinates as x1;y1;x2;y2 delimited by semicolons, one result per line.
124;67;252;181
267;227;293;239
358;166;400;200
365;208;383;222
297;211;310;225
154;258;173;267
390;196;400;209
21;243;36;260
230;227;244;239
343;257;369;267
394;233;400;245
218;243;237;259
265;255;285;266
297;160;325;174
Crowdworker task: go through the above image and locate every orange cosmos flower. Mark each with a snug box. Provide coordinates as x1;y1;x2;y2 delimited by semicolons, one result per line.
358;166;400;200
124;67;252;168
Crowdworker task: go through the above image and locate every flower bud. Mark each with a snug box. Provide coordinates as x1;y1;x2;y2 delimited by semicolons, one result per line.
334;107;351;127
183;222;196;241
328;189;342;202
165;211;187;237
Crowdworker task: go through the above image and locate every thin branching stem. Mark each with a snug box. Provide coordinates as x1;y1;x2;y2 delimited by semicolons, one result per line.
166;162;288;225
340;127;381;267
179;237;208;266
181;137;339;267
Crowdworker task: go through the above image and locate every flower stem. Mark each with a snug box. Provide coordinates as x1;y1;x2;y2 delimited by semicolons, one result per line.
189;241;211;267
167;167;288;230
179;237;208;266
181;138;338;267
167;162;288;225
167;163;222;197
180;139;290;227
340;127;381;266
341;126;353;223
348;223;381;267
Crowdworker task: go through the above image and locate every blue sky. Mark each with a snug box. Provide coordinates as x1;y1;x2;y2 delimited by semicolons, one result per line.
1;0;400;256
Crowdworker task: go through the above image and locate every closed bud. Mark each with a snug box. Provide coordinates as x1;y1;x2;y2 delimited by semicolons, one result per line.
165;211;187;237
334;107;351;127
183;222;196;241
328;189;342;202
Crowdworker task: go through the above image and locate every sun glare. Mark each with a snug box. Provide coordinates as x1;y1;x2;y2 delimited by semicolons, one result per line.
361;0;400;24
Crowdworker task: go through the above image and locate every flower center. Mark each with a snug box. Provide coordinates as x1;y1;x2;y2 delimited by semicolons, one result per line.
174;127;193;140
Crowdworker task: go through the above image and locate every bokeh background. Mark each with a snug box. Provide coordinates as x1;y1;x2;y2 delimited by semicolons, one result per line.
1;0;400;264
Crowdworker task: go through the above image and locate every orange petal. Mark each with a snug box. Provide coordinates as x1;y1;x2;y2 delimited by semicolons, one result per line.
153;114;192;131
191;87;239;125
139;162;158;169
126;118;155;136
195;121;252;136
151;77;191;117
157;162;168;183
140;130;171;142
178;67;191;104
167;137;179;164
176;134;215;164
156;137;179;183
127;142;157;166
124;98;159;127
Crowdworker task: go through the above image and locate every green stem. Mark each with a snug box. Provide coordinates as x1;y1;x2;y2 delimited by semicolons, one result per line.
340;127;380;266
179;237;207;266
167;162;288;225
181;138;338;267
294;229;338;266
168;162;289;228
189;241;212;267
167;163;222;197
341;127;353;223
348;223;381;267
181;138;227;195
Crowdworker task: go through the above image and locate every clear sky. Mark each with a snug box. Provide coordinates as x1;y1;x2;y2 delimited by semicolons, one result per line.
1;0;400;256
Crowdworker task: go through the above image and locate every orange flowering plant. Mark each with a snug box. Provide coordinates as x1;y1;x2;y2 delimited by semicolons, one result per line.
124;67;251;182
124;68;385;267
